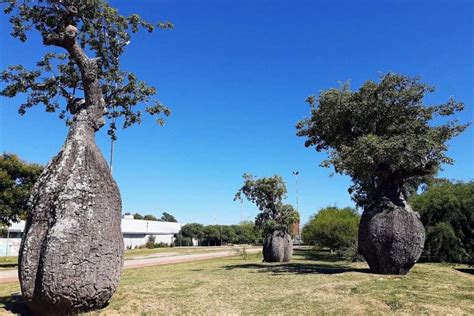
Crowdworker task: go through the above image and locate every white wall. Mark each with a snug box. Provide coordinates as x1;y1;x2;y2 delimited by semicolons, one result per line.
0;238;21;257
1;219;185;256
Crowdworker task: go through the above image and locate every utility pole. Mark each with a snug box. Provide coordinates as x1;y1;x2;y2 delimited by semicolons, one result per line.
240;198;243;225
292;171;299;212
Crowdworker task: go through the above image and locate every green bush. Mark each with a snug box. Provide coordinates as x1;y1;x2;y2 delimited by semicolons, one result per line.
145;235;156;249
411;180;473;263
302;207;360;253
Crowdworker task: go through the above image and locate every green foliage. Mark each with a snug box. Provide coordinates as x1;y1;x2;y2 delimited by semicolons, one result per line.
235;173;299;234
411;180;473;263
160;212;177;222
133;213;143;220
131;212;177;222
180;223;205;241
297;73;469;206
1;0;173;139
142;214;158;221
173;235;193;247
0;154;43;226
302;207;360;252
177;222;262;246
145;235;156;249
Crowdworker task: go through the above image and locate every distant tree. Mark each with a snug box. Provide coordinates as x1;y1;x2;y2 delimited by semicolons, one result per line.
133;213;143;220
302;207;360;252
173;235;193;247
297;73;468;274
180;223;205;245
160;212;177;222
221;225;237;245
203;225;221;246
0;154;43;226
231;221;262;244
235;173;298;262
411;180;473;263
143;214;158;221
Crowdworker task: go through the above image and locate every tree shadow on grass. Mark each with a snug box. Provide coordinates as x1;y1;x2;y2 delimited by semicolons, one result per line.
0;293;30;315
0;263;18;269
293;248;342;262
455;268;474;275
224;262;371;275
224;247;371;275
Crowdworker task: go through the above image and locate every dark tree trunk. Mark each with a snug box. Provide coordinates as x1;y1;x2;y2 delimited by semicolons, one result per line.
358;194;425;275
262;230;293;262
18;24;123;315
19;118;124;315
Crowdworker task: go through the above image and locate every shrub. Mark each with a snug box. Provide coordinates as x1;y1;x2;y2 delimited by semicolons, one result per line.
411;180;473;263
145;235;156;249
302;207;360;252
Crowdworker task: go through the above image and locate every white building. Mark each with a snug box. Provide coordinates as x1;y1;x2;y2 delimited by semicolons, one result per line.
0;218;185;256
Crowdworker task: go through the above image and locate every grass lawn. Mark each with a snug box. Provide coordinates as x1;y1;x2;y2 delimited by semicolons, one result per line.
123;245;253;259
0;258;17;271
0;246;254;270
0;249;472;315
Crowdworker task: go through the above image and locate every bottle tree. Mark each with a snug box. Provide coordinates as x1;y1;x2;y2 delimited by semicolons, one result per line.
296;73;468;274
235;173;299;262
1;0;171;313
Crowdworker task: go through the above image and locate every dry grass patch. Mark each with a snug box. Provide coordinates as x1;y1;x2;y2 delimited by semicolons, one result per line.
0;249;472;315
0;257;17;271
123;245;253;259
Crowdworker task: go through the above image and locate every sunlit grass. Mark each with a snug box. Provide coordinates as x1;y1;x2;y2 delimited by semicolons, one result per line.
1;249;472;315
123;245;250;259
0;257;17;271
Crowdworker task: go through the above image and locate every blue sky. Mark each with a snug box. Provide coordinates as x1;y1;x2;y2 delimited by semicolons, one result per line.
0;0;472;225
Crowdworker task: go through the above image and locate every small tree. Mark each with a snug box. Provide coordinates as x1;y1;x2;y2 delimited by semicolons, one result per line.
297;73;468;274
302;207;359;252
0;154;43;226
235;173;298;262
180;223;204;244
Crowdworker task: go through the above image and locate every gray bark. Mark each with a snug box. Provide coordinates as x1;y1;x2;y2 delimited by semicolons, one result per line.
358;197;425;275
18;24;123;315
19;117;124;315
262;230;293;262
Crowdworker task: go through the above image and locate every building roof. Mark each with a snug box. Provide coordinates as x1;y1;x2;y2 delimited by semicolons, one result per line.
121;219;184;235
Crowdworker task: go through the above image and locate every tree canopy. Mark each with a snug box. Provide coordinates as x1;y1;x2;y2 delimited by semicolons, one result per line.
302;207;360;251
410;179;473;263
235;173;299;235
0;154;43;226
1;0;173;139
176;222;261;246
296;73;469;206
160;212;177;222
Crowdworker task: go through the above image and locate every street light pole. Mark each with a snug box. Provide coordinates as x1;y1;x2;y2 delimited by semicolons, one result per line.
292;171;299;212
240;198;243;225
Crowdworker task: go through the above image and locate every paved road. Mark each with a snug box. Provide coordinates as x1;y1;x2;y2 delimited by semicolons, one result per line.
0;247;260;284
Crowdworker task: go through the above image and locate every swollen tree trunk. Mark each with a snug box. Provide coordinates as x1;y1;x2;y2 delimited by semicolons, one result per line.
262;230;293;262
18;25;124;315
358;195;425;275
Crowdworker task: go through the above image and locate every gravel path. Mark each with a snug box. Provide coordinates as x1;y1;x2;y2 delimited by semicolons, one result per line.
0;247;260;284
